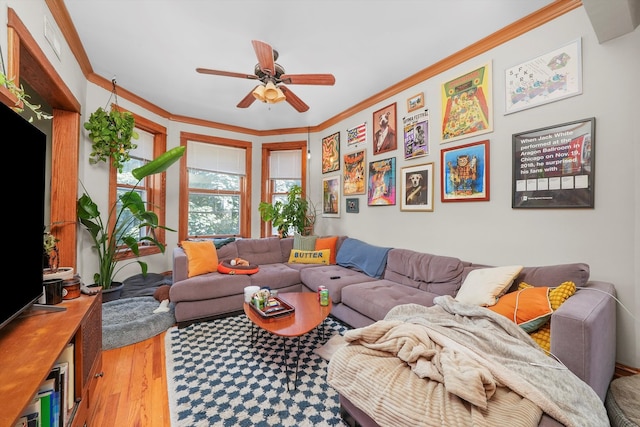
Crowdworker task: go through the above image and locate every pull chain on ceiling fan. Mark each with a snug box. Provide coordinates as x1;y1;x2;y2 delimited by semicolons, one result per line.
196;40;335;112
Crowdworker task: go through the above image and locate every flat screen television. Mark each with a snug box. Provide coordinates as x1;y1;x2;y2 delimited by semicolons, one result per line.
0;100;47;330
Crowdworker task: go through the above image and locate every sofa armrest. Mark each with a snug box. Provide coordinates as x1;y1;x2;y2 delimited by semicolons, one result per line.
550;280;616;401
173;247;189;283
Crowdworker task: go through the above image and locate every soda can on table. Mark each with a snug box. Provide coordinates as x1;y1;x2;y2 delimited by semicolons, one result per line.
320;289;329;306
317;285;326;300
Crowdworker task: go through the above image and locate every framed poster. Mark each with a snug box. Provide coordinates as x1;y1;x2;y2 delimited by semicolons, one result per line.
343;149;366;195
368;157;396;206
403;109;429;160
322;175;341;217
505;38;582;115
512;117;595;208
346;122;366;147
346;198;359;213
407;92;424;113
373;103;397;156
322;132;340;174
441;140;490;202
441;62;492;143
400;162;434;212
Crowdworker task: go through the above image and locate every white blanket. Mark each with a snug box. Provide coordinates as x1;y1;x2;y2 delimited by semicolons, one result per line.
327;296;609;427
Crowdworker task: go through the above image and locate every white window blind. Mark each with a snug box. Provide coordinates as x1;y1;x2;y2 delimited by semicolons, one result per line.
130;128;154;160
187;140;246;174
270;150;301;179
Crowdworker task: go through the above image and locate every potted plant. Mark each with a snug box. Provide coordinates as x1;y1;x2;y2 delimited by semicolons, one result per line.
83;106;139;173
258;184;317;237
77;146;185;297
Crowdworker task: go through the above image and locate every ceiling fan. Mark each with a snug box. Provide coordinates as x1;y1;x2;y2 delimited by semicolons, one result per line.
196;40;335;112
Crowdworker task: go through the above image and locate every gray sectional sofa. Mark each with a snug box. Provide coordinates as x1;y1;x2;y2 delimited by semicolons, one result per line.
170;235;617;414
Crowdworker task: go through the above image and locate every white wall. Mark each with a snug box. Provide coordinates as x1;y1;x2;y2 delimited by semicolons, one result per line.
3;2;637;367
308;8;639;367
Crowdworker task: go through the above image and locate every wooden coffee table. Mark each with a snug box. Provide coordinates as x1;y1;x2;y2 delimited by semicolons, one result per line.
243;292;332;390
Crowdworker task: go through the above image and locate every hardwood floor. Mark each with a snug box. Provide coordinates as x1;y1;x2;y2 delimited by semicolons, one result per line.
89;332;170;426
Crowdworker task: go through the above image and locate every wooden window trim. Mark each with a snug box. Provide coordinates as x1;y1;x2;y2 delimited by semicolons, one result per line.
109;108;167;259
179;132;252;241
260;141;308;237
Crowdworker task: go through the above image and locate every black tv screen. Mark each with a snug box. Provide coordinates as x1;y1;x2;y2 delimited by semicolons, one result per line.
0;101;46;330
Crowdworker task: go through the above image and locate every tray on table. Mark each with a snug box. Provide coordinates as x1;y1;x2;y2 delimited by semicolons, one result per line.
249;296;295;318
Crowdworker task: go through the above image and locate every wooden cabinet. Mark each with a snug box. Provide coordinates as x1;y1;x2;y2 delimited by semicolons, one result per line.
0;294;103;427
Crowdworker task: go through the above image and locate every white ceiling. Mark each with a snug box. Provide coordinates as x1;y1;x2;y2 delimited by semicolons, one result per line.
62;0;557;131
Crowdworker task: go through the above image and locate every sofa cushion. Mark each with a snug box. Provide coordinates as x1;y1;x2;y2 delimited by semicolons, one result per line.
488;286;553;332
510;263;590;291
300;265;373;304
383;249;464;294
180;240;219;278
293;234;317;251
288;249;330;264
236;237;285;264
170;272;252;302
248;263;302;289
455;265;523;306
315;236;338;264
341;280;440;321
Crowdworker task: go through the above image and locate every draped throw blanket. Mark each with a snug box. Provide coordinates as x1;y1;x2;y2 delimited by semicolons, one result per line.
327;297;609;427
335;238;392;278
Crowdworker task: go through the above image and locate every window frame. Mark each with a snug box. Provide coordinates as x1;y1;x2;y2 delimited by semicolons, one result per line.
179;132;252;240
260;141;308;237
109;108;167;260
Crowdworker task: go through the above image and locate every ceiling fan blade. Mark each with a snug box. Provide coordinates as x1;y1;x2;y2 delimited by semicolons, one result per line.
279;85;309;112
280;74;336;86
237;87;258;108
252;40;275;76
196;68;259;80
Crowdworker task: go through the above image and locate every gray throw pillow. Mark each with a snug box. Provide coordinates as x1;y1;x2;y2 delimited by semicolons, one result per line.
293;234;317;251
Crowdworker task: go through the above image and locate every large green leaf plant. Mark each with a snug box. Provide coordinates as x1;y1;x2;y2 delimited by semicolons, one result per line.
77;146;185;289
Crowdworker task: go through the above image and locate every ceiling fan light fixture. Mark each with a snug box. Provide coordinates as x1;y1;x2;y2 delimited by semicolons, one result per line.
263;81;286;104
252;84;267;102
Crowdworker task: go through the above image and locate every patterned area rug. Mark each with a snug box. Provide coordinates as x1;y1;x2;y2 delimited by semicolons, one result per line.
165;314;350;426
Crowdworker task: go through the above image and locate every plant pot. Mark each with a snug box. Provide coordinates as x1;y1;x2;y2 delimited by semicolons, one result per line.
91;282;124;303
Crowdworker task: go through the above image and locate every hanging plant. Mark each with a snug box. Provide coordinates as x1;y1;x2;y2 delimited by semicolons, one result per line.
83;79;139;172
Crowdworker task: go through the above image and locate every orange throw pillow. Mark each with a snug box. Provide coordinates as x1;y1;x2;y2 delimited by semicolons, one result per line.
181;240;218;277
315;236;338;264
488;286;552;332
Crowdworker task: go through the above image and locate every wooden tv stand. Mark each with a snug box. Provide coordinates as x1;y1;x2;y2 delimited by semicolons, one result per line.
0;294;103;427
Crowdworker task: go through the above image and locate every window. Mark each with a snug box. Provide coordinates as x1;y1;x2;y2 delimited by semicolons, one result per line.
180;133;252;239
109;112;167;259
261;142;307;237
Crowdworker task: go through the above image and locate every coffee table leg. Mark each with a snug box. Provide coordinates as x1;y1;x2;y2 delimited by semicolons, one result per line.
293;336;301;390
282;336;302;391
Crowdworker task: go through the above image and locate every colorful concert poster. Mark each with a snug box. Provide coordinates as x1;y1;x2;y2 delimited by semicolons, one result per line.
441;62;493;143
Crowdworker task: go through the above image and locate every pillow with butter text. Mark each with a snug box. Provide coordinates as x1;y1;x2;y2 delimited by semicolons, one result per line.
181;240;218;277
288;249;330;265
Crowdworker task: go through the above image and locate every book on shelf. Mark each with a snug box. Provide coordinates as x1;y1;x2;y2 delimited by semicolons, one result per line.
53;361;69;427
15;397;39;427
56;342;75;411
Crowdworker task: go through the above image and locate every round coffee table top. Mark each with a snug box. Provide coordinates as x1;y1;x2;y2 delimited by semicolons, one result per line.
243;292;332;337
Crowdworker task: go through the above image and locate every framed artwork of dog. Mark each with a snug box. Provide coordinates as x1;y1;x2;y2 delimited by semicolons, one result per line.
400;162;434;212
373;103;397;156
440;140;490;202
